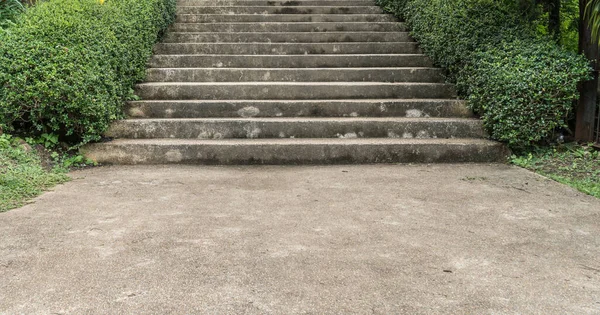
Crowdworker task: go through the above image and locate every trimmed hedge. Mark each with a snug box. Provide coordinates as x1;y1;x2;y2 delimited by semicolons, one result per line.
377;0;591;149
0;0;176;145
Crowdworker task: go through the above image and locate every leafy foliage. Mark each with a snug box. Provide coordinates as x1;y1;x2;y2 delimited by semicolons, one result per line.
0;0;176;145
377;0;591;150
461;40;590;148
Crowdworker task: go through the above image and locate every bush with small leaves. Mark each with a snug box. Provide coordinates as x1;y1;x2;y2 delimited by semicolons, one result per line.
376;0;591;150
0;0;176;145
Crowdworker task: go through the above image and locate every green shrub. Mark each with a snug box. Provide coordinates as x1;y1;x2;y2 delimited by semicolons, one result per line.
377;0;591;150
461;40;590;148
0;0;175;145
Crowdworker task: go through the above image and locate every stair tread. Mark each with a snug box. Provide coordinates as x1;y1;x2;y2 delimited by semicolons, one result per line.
150;53;427;56
99;138;497;145
146;67;439;70
128;99;463;103
166;31;407;34
136;82;449;86
118;117;477;122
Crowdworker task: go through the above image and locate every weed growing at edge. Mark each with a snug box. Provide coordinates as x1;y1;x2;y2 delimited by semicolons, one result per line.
511;143;600;198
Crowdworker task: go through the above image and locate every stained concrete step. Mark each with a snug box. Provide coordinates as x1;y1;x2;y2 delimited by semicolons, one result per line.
148;54;432;68
176;6;383;14
135;82;456;100
106;118;485;140
176;0;376;6
126;99;472;119
175;14;398;23
153;42;420;54
82;138;509;164
162;32;412;43
145;68;443;82
170;22;405;32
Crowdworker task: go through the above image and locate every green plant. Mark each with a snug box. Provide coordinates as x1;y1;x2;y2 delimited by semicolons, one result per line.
377;0;591;150
0;0;176;146
461;40;590;149
511;144;600;198
26;133;59;149
0;134;69;211
0;0;25;28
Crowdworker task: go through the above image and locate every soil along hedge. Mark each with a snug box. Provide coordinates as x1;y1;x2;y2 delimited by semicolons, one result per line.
377;0;591;150
0;0;176;145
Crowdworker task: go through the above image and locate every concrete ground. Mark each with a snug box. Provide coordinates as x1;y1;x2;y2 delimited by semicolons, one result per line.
1;164;599;314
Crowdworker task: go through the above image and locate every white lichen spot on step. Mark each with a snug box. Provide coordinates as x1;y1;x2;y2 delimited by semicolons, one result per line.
165;150;183;163
406;109;424;118
387;131;400;138
279;131;286;138
128;107;145;118
402;132;414;138
237;106;260;118
379;104;387;112
262;71;271;81
164;108;175;118
197;131;224;139
417;130;430;138
349;112;359;117
338;132;358;139
244;126;261;139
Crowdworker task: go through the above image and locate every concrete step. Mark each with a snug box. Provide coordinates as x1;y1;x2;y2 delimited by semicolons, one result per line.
175;14;398;23
82;138;509;164
162;32;412;43
144;68;444;82
176;6;383;14
148;54;432;68
105;118;485;139
176;0;376;6
170;22;405;32
126;99;472;119
153;42;420;54
135;82;456;100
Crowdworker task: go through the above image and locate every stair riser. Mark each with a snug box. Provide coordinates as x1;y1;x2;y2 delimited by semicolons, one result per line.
176;6;383;14
162;32;412;43
170;22;405;32
148;55;432;68
135;83;455;100
145;68;443;83
153;43;420;54
175;14;397;22
126;100;472;118
176;0;376;6
107;119;485;139
83;142;509;164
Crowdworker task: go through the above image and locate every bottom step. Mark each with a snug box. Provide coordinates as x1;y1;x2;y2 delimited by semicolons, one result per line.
82;138;509;165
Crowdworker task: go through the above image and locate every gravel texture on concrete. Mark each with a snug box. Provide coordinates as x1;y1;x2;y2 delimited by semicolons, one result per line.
1;164;599;314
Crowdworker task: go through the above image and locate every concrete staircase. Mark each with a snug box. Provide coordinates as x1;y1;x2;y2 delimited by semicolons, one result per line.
82;0;509;164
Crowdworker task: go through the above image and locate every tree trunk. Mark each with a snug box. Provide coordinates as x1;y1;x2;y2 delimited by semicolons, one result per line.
577;0;599;142
549;0;561;41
